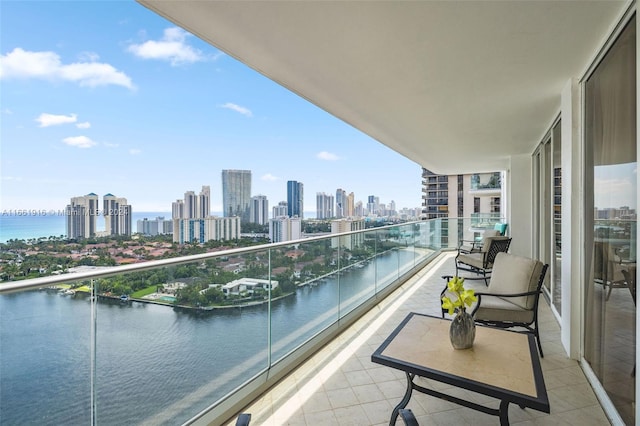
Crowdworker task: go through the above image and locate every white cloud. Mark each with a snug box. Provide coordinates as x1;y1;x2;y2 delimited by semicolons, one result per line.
220;102;253;117
129;148;142;155
261;173;279;181
127;27;204;66
2;108;12;114
76;122;91;129
317;151;340;161
78;51;100;62
36;113;77;127
62;136;97;148
1;176;23;181
0;48;135;89
104;142;119;148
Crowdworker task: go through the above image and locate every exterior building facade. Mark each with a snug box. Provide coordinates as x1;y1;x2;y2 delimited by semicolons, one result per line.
103;194;132;236
272;201;288;218
66;193;131;238
335;188;346;218
345;192;355;217
269;216;302;242
198;185;211;219
421;169;504;223
367;195;379;216
316;192;335;219
330;218;365;250
65;193;99;239
222;169;252;222
286;180;304;218
137;216;173;236
184;191;197;219
172;199;184;220
250;195;269;225
173;216;240;244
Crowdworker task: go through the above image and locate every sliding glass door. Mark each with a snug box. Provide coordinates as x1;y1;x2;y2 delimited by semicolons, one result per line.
584;15;636;424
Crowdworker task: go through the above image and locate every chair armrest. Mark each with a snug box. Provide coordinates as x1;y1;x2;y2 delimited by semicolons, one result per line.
458;239;482;253
475;289;541;299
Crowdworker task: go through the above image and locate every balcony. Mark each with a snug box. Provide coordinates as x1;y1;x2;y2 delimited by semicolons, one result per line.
231;252;610;425
0;219;611;425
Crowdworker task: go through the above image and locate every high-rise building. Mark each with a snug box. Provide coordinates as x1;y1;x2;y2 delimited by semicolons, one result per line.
172;199;184;220
184;191;197;219
330;218;365;250
103;194;132;236
316;192;335;219
367;195;379;216
336;188;346;218
66;193;99;239
222;169;252;222
115;202;132;236
137;216;173;236
66;193;131;238
421;168;503;221
287;180;304;218
198;185;211;219
250;195;269;225
355;201;364;217
272;201;288;218
173;216;240;244
346;192;355;217
269;216;302;243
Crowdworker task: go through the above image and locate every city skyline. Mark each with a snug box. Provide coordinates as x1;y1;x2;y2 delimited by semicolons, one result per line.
0;2;423;215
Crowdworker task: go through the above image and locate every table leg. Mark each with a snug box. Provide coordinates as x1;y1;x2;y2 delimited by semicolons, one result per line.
499;400;511;425
389;372;414;426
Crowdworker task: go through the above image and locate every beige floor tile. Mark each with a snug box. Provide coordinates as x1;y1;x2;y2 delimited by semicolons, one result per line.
235;253;614;426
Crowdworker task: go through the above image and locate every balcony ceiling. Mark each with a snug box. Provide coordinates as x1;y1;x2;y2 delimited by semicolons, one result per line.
138;1;628;174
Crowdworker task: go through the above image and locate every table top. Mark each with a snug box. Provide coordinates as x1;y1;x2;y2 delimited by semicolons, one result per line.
371;312;549;413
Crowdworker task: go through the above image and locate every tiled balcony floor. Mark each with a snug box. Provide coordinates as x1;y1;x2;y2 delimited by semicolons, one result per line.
231;253;611;425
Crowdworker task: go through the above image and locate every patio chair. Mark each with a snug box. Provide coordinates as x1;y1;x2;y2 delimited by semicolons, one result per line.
455;236;511;285
457;229;500;254
593;241;628;301
442;252;548;357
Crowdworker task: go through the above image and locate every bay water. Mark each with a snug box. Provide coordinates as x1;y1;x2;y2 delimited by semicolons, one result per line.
0;248;422;425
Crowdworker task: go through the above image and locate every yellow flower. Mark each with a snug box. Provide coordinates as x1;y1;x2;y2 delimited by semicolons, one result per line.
441;296;456;316
442;276;476;314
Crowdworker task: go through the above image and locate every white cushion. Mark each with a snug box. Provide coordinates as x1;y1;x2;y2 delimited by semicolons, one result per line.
487;252;544;309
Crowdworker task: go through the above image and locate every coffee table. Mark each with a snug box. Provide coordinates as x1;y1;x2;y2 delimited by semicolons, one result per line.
371;312;550;425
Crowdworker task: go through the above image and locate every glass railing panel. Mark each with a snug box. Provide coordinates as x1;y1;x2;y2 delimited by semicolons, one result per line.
373;227;401;291
92;258;270;425
1;219;446;425
268;239;339;362
336;230;376;319
0;281;93;425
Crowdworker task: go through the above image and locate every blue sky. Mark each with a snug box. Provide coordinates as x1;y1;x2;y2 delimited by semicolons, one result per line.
0;1;422;215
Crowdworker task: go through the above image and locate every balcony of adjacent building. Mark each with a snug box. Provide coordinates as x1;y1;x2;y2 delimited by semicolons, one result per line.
469;173;502;196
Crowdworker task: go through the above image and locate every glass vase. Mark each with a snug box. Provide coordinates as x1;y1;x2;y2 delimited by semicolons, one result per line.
449;310;476;349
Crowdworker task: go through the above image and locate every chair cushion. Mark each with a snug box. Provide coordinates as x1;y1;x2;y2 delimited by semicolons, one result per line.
494;223;508;235
487;252;544;309
457;252;485;269
480;230;500;252
474;295;535;324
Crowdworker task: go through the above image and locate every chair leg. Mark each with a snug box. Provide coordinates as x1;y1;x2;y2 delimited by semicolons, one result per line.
534;320;544;358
